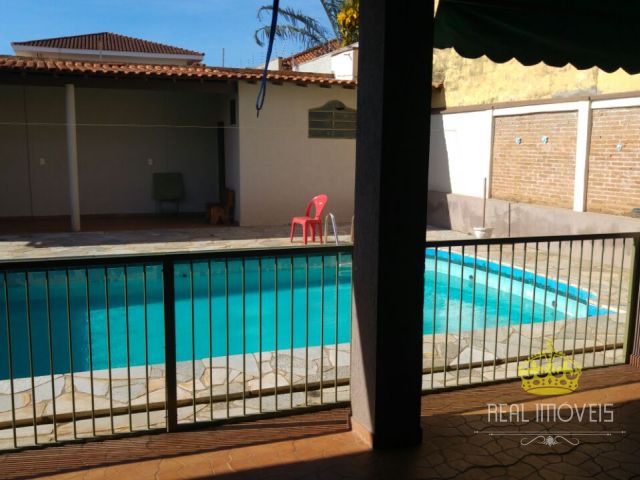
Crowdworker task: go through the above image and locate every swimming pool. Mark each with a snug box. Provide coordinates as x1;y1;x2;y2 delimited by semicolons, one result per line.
0;250;605;379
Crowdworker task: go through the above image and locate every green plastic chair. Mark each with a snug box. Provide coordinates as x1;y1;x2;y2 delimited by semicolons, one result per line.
153;172;184;213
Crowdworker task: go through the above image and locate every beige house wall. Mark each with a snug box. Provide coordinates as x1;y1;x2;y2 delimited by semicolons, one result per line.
235;82;356;226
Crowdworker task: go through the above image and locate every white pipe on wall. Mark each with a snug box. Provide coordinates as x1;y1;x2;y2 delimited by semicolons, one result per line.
65;84;81;232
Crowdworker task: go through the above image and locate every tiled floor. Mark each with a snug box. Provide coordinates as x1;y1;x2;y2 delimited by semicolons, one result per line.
2;365;640;479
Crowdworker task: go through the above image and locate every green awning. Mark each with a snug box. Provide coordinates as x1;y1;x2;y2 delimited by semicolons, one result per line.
434;0;640;74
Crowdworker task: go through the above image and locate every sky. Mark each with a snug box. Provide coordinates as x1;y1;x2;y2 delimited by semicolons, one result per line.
0;0;333;67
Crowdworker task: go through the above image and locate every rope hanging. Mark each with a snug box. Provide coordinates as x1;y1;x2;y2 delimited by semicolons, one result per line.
256;0;280;117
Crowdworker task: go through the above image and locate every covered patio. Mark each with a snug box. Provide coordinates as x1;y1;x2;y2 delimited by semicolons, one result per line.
2;0;640;478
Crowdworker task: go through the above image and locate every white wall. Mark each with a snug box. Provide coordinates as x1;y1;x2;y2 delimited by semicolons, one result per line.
0;85;227;217
236;82;357;226
331;48;358;80
428;110;493;198
295;55;333;74
293;45;358;81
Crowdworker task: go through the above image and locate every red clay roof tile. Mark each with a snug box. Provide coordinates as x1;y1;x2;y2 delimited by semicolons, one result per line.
12;32;203;57
282;40;342;69
0;55;357;87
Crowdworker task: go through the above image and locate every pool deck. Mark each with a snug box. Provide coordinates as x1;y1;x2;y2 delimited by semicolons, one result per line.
0;224;471;261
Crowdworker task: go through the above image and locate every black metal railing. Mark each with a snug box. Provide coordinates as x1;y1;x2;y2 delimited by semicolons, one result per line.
2;231;640;451
0;245;352;450
422;232;640;391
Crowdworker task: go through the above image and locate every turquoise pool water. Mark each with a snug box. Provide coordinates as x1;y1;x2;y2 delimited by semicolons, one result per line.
0;250;606;379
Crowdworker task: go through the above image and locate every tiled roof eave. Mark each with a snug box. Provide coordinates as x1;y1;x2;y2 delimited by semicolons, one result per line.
0;56;357;87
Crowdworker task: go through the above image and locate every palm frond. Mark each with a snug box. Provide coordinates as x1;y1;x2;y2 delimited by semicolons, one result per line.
320;0;343;38
255;5;331;48
255;24;329;49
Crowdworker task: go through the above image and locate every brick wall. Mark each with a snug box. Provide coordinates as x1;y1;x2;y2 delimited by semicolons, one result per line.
491;112;577;209
587;108;640;215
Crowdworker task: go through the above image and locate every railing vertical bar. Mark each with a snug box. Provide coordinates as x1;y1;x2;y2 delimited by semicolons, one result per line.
162;260;178;432
242;258;246;416
3;272;18;448
623;238;640;363
104;267;114;434
592;239;606;365
529;243;539;360
334;253;339;403
504;244;515;380
455;246;464;385
290;256;294;409
572;241;584;362
582;240;595;366
562;242;574;353
468;245;478;384
208;261;213;420
613;238;626;364
540;243;550;357
274;257;279;411
44;271;58;442
189;261;196;423
320;255;325;404
84;268;96;436
480;245;490;381
124;266;132;432
224;258;230;418
492;245;503;381
602;239;617;366
444;247;451;388
143;265;150;430
551;241;563;350
64;269;77;439
516;244;528;376
304;256;309;406
430;247;438;390
258;258;263;414
25;272;38;444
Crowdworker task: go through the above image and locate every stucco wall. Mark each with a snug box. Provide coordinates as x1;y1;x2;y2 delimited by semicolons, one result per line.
0;85;70;217
235;82;356;226
0;85;227;217
433;48;640;109
428;110;492;198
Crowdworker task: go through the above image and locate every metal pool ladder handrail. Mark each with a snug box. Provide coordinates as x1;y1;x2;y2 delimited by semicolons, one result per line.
324;213;339;245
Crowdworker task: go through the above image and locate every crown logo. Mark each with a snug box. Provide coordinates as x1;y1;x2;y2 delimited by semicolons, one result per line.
518;341;582;396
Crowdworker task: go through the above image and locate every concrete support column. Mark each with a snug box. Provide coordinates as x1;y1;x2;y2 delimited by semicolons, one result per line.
350;0;433;449
65;83;81;232
573;100;592;212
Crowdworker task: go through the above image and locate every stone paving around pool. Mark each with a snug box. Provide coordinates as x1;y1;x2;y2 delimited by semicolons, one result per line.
0;343;351;450
0;224;354;261
423;315;627;390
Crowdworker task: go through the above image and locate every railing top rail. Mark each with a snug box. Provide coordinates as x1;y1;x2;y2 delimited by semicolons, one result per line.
425;231;640;248
0;244;353;271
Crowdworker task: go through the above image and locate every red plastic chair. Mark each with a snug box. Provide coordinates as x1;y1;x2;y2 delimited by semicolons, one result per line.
290;194;328;244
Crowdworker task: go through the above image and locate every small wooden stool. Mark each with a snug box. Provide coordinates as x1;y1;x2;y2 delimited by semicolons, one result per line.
206;189;235;225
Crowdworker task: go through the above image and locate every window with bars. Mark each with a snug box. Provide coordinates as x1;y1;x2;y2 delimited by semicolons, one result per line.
308;100;357;139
